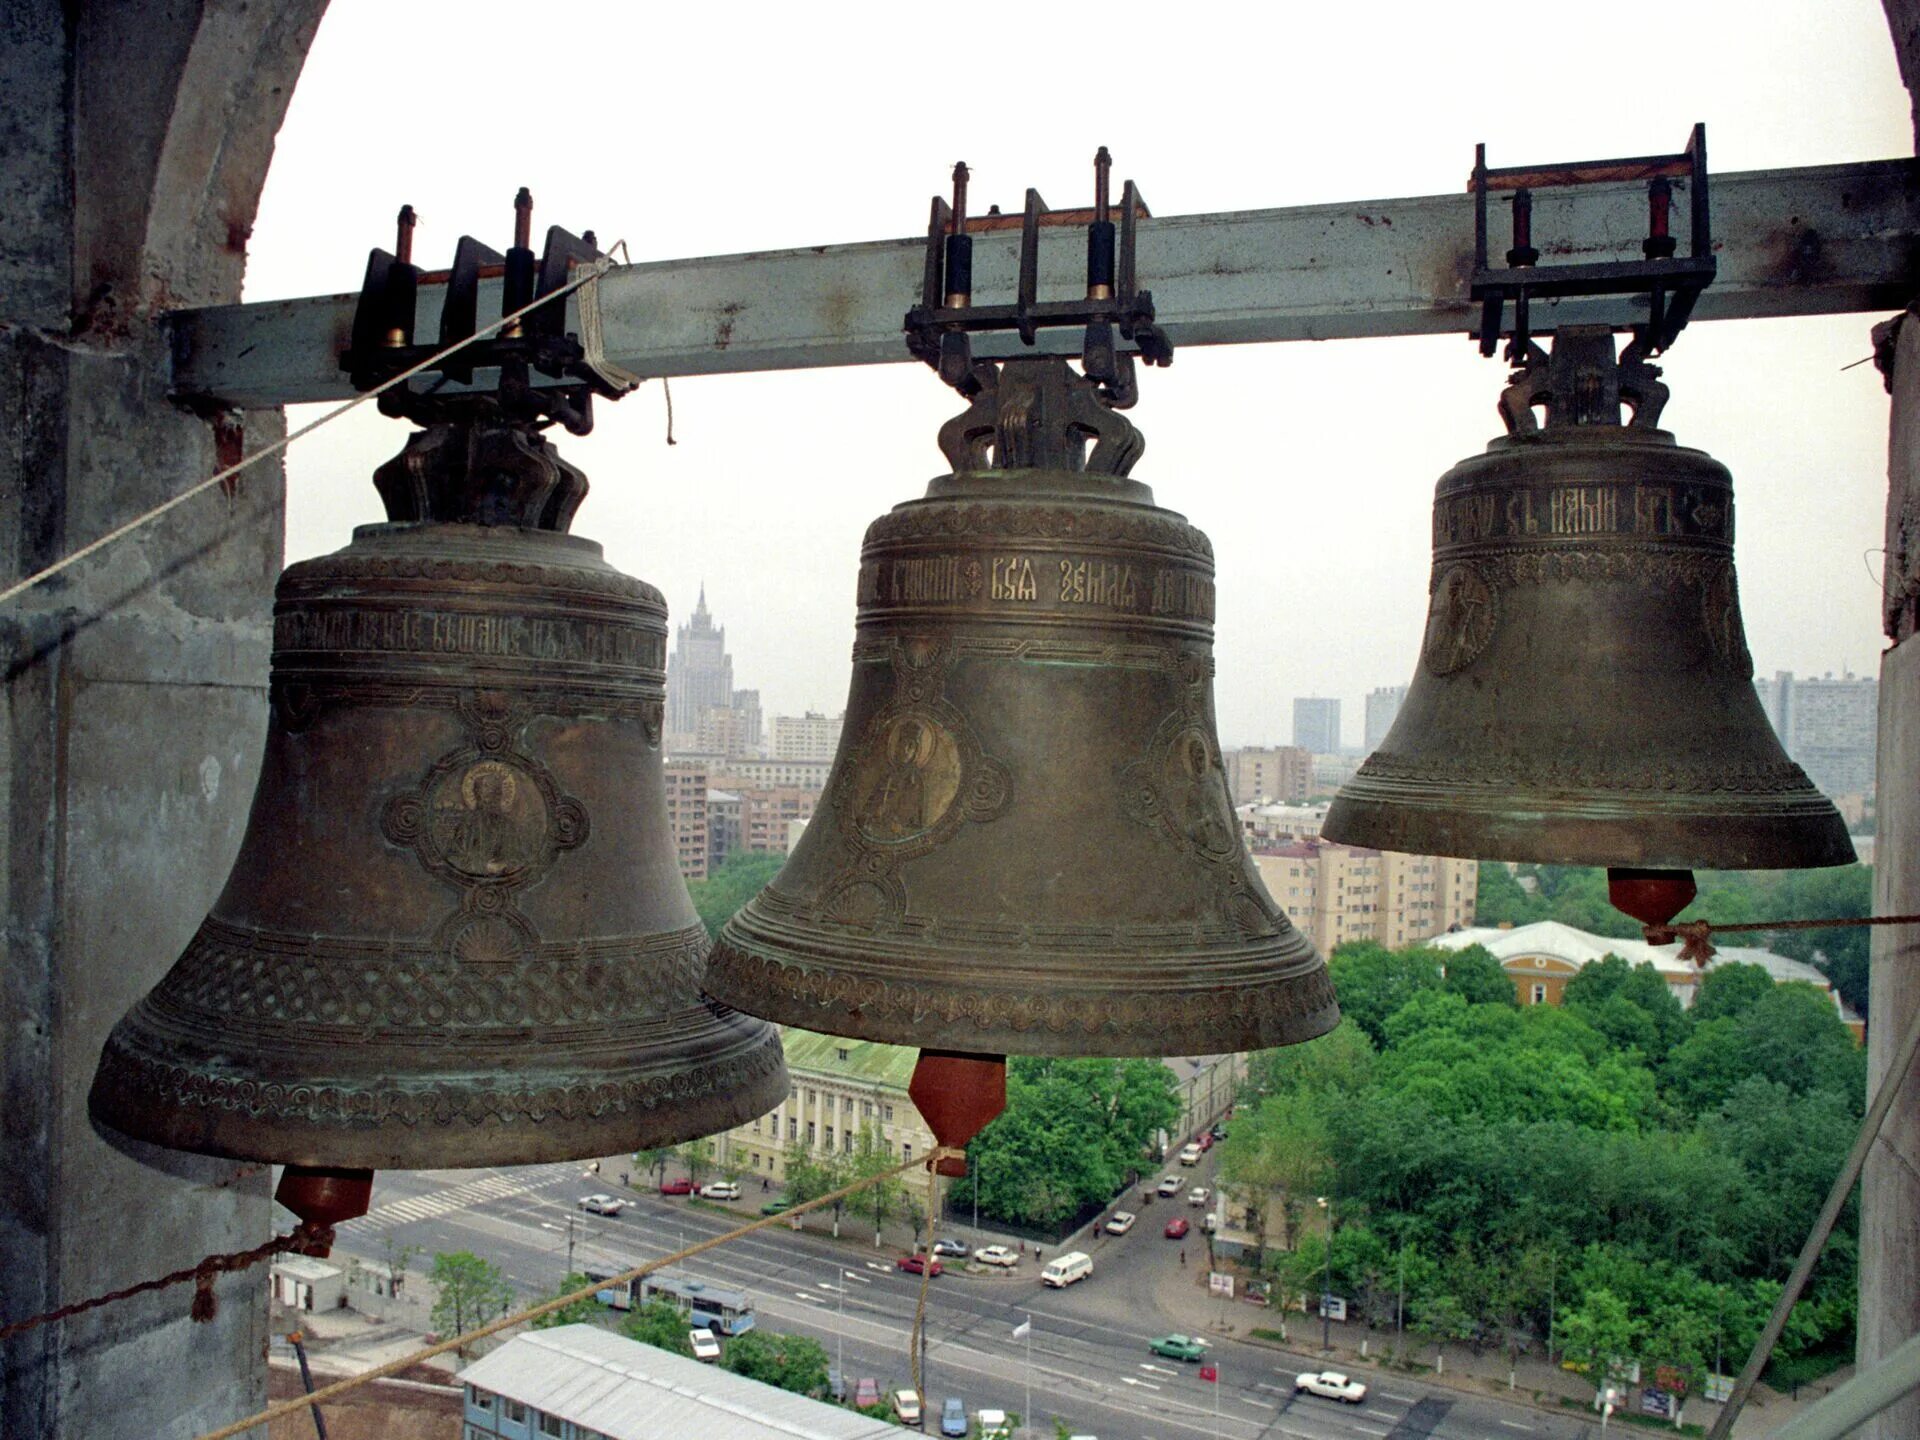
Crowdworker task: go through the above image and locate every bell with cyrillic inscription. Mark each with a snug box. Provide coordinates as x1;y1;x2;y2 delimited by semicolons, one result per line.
704;356;1338;1056
91;418;787;1174
1325;327;1851;874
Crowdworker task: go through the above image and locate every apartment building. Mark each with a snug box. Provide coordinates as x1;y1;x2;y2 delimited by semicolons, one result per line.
662;760;709;882
770;711;844;763
1252;839;1477;954
1223;746;1312;805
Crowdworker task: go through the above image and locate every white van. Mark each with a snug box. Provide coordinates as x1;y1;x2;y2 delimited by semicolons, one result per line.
1041;1251;1093;1288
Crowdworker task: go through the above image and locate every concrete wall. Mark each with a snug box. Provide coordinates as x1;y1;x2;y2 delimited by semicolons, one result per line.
0;4;324;1436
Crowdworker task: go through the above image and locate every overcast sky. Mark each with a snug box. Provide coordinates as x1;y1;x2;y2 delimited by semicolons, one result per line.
249;2;1911;749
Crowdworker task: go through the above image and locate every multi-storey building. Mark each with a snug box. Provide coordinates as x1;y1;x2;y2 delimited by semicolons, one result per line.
1310;752;1362;797
694;702;756;761
665;586;734;749
771;711;844;763
1363;685;1408;751
738;786;818;853
1223;745;1312;805
714;758;835;792
1756;669;1879;800
1292;696;1341;755
1238;801;1331;846
1252;839;1476;954
707;789;741;872
714;1029;942;1196
662;760;710;882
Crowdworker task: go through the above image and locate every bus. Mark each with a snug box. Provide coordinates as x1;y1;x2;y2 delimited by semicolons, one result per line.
582;1266;756;1336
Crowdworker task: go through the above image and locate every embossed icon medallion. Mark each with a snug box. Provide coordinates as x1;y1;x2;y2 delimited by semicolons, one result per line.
1166;727;1239;862
429;758;548;879
1701;564;1752;674
1422;564;1496;676
851;713;963;844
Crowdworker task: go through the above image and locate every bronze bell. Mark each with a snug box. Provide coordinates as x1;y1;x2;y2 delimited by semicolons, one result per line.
1325;328;1852;879
90;417;788;1176
705;356;1338;1056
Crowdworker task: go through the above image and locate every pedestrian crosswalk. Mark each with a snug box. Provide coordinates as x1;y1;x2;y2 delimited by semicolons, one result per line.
338;1164;575;1233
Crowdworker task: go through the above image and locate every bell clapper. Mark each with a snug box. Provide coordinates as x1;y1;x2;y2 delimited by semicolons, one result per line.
1606;867;1698;929
273;1166;375;1255
907;1051;1007;1178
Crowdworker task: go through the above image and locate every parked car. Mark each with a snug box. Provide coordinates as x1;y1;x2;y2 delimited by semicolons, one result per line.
931;1237;970;1258
701;1180;741;1201
1295;1370;1368;1404
1104;1210;1137;1235
1188;1187;1210;1207
892;1387;923;1427
973;1244;1019;1268
854;1377;882;1409
758;1198;792;1216
897;1253;944;1277
689;1328;721;1362
826;1369;848;1402
1164;1216;1190;1239
1149;1333;1209;1362
976;1409;1014;1440
1210;1123;1227;1141
1202;1212;1218;1234
577;1193;624;1216
1198;1132;1215;1152
1157;1175;1183;1197
659;1177;693;1196
939;1396;967;1437
1178;1142;1202;1165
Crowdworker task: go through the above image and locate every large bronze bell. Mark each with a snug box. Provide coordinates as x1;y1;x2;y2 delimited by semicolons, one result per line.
91;418;788;1173
1325;328;1851;874
705;356;1338;1056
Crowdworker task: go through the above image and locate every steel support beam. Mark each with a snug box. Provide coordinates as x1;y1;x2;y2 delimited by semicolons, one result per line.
171;159;1919;409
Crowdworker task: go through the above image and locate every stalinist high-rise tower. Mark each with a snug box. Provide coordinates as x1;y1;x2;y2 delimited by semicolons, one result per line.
666;585;735;751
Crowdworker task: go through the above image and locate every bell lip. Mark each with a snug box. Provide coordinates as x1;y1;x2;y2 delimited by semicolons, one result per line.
703;922;1340;1059
85;1006;789;1172
1321;789;1859;873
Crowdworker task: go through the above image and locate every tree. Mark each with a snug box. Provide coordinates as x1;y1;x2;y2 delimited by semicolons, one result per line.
620;1298;695;1356
783;1148;848;1236
379;1236;421;1297
1440;944;1517;1008
848;1121;906;1245
1325;942;1443;1047
721;1328;830;1396
532;1272;606;1330
1217;1089;1330;1252
1558;1287;1640;1404
1409;1288;1476;1373
1475;862;1546;928
634;1145;675;1189
1664;983;1866;1116
429;1251;515;1349
686;851;786;936
1244;1022;1375;1103
1692;963;1775;1024
1561;954;1689;1063
679;1137;716;1190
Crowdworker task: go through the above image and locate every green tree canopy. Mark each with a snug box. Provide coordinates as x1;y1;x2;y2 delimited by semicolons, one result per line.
1326;941;1443;1046
1440;943;1517;1007
1691;962;1777;1024
721;1329;830;1396
429;1251;514;1348
620;1298;695;1356
686;851;785;936
1244;1022;1375;1103
1217;1089;1331;1250
1560;954;1691;1063
1664;983;1865;1115
532;1273;607;1330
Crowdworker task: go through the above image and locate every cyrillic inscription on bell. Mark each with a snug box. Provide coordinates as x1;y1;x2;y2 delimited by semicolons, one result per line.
90;417;788;1170
705;356;1338;1056
1325;327;1852;871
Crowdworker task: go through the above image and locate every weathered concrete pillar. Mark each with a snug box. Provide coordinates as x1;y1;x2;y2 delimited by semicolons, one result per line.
1;4;323;1436
1860;304;1920;1440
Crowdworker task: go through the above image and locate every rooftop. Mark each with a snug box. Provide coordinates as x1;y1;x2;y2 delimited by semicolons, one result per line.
459;1326;899;1440
780;1028;917;1089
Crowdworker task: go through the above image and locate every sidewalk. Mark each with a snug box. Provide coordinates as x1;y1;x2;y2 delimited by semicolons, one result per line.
1148;1262;1838;1437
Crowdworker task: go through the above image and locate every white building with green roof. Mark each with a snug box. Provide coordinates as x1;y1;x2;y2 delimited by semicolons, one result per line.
715;1028;942;1197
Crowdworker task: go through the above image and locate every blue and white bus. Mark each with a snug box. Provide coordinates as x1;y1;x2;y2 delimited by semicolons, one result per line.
583;1266;757;1335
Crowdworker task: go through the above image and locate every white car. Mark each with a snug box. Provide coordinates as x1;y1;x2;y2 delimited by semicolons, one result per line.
578;1193;624;1216
1178;1143;1202;1165
976;1409;1014;1439
700;1180;741;1201
1188;1187;1210;1207
1157;1175;1183;1197
1295;1370;1368;1404
1105;1210;1137;1235
689;1328;721;1362
974;1244;1020;1268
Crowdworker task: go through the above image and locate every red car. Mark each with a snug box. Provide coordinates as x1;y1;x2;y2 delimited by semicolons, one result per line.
1198;1132;1215;1152
897;1253;944;1277
659;1177;693;1196
1164;1216;1190;1239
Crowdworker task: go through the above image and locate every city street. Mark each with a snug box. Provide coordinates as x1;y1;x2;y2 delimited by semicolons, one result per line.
330;1153;1603;1440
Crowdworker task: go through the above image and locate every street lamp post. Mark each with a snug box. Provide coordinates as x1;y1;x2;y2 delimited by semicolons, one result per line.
1315;1196;1333;1353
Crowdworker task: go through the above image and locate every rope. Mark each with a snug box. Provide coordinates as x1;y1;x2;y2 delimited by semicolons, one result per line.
1641;911;1920;966
195;1150;945;1440
0;1223;335;1342
0;251;624;609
